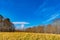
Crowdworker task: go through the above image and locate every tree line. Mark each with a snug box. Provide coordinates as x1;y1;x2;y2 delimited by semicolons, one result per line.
21;18;60;34
0;15;60;34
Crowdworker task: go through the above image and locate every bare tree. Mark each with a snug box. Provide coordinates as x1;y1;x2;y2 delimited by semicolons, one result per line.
52;18;60;34
0;15;15;32
4;18;15;32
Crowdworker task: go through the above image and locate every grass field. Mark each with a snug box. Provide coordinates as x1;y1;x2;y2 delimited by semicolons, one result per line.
0;32;60;40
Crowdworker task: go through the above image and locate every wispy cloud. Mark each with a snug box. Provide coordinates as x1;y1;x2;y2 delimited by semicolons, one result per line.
12;22;30;24
37;0;48;9
34;0;48;15
34;0;60;17
43;13;60;23
12;22;30;29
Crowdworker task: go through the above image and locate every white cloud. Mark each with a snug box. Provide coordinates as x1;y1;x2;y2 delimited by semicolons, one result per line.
12;22;30;24
12;22;30;29
43;14;60;23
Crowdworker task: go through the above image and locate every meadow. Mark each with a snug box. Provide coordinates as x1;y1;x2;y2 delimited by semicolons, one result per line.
0;32;60;40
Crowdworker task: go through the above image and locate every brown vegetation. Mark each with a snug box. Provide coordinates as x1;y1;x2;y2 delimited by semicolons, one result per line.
0;15;15;32
23;18;60;34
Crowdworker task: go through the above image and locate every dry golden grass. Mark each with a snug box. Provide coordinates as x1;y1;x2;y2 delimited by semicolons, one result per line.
0;32;60;40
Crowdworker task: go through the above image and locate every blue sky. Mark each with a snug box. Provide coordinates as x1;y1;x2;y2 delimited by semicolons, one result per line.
0;0;60;29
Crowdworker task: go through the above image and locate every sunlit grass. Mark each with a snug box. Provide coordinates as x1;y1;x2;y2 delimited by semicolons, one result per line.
0;32;60;40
